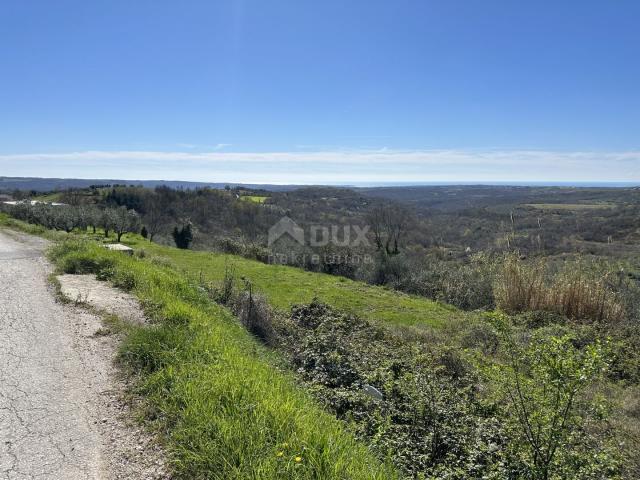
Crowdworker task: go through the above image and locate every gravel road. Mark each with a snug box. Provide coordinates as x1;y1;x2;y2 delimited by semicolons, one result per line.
0;230;167;479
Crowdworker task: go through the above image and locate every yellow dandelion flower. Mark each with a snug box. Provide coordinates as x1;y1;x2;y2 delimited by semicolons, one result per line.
276;451;284;457
295;456;302;463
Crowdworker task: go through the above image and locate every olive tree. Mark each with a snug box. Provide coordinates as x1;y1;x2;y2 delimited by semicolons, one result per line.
112;206;140;242
100;208;117;238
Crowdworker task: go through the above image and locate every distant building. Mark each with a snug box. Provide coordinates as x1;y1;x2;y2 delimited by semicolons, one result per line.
2;200;66;206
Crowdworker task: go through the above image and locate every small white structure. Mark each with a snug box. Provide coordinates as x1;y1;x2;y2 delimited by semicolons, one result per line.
103;243;134;255
363;384;384;401
2;200;66;206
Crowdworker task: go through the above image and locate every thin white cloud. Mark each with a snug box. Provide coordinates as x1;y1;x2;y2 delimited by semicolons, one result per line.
0;149;638;184
176;143;232;150
213;143;232;150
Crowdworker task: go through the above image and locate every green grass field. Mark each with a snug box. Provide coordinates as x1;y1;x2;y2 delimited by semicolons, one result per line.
241;195;269;203
32;192;64;202
524;203;615;210
120;235;462;328
0;213;405;478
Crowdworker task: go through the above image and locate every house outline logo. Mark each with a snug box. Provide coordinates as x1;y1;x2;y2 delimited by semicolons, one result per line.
268;216;305;246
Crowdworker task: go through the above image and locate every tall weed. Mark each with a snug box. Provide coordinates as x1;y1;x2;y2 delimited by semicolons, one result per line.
495;255;626;323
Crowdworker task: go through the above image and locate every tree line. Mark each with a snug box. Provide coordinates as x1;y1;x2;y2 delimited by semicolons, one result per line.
2;202;140;242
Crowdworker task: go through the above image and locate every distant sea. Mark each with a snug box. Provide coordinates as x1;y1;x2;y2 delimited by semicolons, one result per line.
347;181;639;188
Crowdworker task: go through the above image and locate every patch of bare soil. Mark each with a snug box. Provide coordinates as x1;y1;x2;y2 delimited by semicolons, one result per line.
55;273;170;479
57;274;148;324
64;300;170;480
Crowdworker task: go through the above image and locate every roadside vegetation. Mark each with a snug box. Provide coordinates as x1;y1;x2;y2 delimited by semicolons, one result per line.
47;235;632;479
47;238;397;480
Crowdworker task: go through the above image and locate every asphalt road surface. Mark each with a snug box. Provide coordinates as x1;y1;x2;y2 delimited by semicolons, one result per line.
0;230;167;479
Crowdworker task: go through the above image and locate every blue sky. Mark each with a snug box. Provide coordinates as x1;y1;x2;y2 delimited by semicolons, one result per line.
1;1;639;184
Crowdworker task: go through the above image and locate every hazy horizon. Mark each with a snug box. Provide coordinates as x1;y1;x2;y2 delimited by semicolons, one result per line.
1;149;639;185
1;174;638;190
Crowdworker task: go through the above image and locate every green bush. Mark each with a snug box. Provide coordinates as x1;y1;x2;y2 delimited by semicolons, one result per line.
460;322;500;354
488;315;622;479
514;310;567;329
280;301;506;478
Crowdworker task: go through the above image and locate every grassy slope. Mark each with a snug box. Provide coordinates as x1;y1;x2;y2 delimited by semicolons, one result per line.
120;235;463;328
0;214;399;478
32;192;63;202
0;216;472;476
0;216;467;477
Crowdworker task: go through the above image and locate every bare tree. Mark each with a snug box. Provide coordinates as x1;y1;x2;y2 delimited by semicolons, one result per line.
367;206;387;251
142;194;167;241
53;206;79;233
366;204;413;255
85;205;102;234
